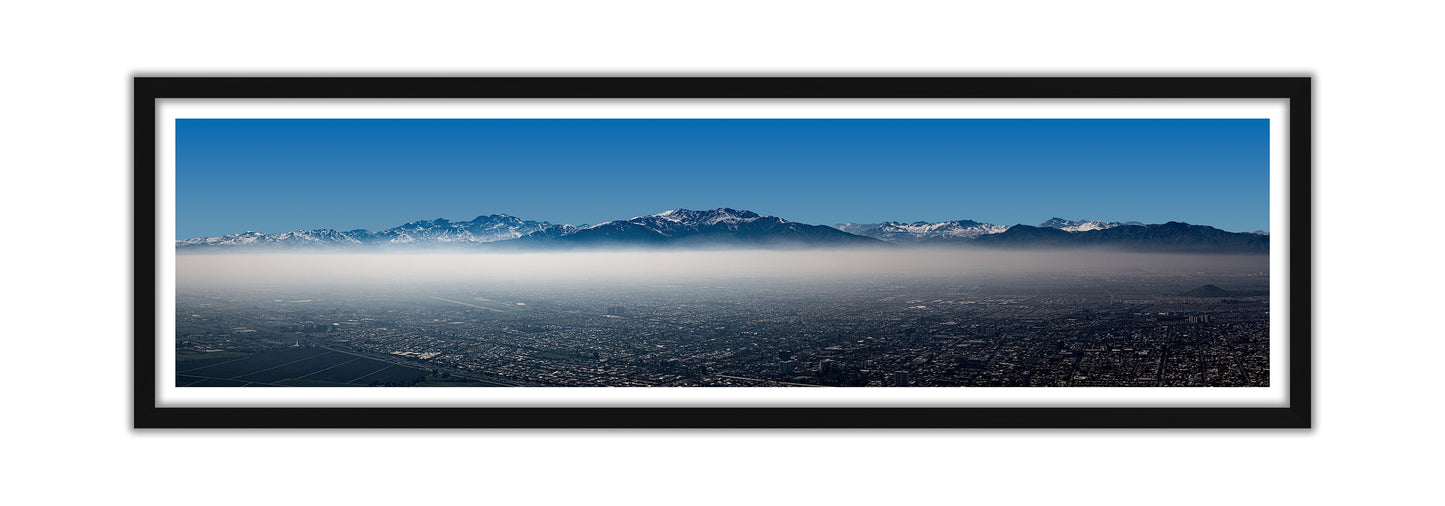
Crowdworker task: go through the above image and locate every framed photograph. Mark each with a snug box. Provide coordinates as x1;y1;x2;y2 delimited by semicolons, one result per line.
136;77;1310;428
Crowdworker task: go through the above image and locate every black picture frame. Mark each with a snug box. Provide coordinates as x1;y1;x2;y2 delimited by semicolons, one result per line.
135;76;1311;429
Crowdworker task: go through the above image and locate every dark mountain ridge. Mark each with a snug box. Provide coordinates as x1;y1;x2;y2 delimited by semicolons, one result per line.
176;214;551;250
508;208;886;249
177;209;1267;253
970;222;1268;254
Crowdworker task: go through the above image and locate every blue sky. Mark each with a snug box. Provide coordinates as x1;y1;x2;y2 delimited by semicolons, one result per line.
175;118;1269;239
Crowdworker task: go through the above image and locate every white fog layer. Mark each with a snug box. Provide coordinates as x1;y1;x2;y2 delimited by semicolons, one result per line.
176;250;1269;288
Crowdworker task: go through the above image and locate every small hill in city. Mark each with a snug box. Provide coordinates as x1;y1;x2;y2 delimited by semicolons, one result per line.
1184;284;1232;297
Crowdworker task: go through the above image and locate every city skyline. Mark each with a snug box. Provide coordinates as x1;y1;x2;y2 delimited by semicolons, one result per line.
176;118;1270;239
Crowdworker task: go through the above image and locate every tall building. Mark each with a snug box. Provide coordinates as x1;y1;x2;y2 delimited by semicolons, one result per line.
819;359;842;377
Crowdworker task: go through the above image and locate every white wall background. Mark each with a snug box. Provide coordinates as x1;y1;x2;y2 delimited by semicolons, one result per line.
1;1;1436;504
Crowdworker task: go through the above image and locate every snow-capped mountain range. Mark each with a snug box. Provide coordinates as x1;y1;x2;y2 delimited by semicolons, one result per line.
177;214;551;249
177;208;869;250
176;209;1266;253
514;208;880;247
834;220;1011;243
610;208;775;237
835;217;1146;242
1037;217;1144;232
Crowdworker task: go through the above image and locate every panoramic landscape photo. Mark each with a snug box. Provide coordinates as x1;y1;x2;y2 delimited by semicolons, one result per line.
173;118;1271;388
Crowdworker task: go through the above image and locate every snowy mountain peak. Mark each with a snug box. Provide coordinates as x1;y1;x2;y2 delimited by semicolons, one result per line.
652;208;692;222
647;208;765;226
1038;217;1138;232
513;207;877;247
471;213;531;224
834;220;1010;243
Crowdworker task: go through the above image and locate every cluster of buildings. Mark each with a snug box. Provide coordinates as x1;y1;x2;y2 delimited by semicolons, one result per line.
176;275;1270;388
